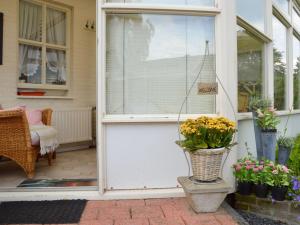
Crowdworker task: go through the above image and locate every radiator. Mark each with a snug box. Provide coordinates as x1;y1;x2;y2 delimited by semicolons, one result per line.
52;108;93;144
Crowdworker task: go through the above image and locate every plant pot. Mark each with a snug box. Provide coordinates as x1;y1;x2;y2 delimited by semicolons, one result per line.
189;147;226;182
252;111;263;160
271;186;288;201
278;145;292;165
261;130;277;161
254;184;269;198
237;181;253;195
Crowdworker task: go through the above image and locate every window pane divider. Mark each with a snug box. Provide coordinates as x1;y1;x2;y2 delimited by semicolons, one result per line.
41;3;47;85
237;16;272;43
273;5;292;28
45;43;67;50
18;39;43;47
294;29;300;40
101;3;221;16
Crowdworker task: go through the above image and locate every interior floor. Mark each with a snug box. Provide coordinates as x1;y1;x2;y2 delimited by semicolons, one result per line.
0;148;97;188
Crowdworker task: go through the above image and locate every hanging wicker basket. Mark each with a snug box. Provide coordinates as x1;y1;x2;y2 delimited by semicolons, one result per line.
189;147;226;182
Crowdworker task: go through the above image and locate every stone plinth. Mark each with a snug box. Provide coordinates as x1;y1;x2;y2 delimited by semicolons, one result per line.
178;176;231;213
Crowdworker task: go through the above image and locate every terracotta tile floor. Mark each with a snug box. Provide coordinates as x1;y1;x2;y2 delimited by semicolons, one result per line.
8;198;239;225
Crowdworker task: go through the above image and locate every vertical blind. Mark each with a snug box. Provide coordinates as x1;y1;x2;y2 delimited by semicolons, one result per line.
106;14;216;115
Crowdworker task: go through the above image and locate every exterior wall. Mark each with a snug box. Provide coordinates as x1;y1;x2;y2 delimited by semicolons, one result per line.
0;0;96;110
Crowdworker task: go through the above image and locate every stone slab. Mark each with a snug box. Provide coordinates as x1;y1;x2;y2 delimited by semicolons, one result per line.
177;177;232;194
178;176;231;213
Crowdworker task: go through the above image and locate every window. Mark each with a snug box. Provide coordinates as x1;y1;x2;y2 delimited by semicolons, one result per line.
273;16;287;111
237;26;264;112
106;14;216;114
293;7;300;31
106;0;215;7
294;36;300;109
273;0;290;15
236;0;265;31
18;0;70;88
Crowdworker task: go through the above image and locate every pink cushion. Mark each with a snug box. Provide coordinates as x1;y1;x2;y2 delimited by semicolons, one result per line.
26;109;43;125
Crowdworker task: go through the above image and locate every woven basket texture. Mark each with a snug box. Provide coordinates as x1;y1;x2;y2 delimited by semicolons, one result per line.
190;147;226;181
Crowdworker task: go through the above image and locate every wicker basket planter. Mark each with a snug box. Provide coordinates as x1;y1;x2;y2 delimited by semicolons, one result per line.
189;147;226;182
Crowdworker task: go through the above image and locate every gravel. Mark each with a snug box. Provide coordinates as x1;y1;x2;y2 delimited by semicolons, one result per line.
237;210;287;225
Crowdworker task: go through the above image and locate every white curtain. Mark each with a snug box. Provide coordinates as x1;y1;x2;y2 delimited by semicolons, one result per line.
46;8;66;83
19;0;42;78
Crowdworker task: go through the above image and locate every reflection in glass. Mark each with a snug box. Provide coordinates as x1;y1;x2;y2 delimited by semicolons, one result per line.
293;36;300;109
107;0;214;6
106;14;215;114
19;45;42;84
237;26;264;112
293;8;300;31
273;16;287;110
19;0;42;42
46;49;67;85
273;0;290;15
47;8;66;46
236;0;265;31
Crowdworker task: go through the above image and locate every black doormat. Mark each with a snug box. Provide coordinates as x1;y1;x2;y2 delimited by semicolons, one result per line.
0;200;87;224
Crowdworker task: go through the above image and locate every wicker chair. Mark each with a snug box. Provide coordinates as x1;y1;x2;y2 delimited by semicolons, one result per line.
0;108;53;178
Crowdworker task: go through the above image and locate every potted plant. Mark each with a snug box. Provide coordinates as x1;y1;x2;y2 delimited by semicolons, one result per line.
248;97;271;160
269;164;291;201
178;116;236;181
233;155;256;195
277;136;294;165
250;160;273;198
277;109;294;165
256;108;280;161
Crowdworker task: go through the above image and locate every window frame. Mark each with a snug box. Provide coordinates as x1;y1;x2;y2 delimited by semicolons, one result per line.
236;21;269;113
100;1;224;120
17;0;71;91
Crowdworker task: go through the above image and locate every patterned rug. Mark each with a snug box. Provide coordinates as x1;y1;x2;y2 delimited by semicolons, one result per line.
18;178;97;188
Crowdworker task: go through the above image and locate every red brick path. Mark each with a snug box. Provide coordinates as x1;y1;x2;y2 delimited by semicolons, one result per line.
10;198;238;225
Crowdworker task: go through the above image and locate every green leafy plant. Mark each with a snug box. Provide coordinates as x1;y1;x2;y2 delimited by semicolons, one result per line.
277;108;294;148
288;135;300;176
268;164;292;187
250;160;274;186
256;108;280;131
277;136;294;149
233;154;256;183
179;116;236;152
248;97;272;112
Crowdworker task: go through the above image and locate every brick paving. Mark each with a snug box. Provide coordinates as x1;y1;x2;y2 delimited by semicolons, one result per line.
9;198;239;225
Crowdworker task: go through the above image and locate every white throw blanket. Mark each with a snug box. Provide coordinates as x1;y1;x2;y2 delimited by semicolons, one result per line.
30;125;59;155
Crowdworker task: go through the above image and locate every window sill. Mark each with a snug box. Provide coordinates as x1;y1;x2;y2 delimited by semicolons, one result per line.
237;110;300;121
17;96;73;100
102;114;217;123
17;83;69;91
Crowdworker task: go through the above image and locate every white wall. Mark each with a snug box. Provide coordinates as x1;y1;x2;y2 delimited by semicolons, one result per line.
0;0;96;110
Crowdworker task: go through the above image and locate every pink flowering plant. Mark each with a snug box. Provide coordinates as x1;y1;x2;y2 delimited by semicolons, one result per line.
233;155;256;183
249;160;274;186
269;164;292;187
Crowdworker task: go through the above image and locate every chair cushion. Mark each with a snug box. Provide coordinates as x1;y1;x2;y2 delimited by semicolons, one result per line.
26;109;43;125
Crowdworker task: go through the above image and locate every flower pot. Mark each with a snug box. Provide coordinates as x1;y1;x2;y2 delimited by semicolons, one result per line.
261;130;277;161
254;184;269;198
278;145;292;165
237;181;253;195
252;111;263;160
271;186;288;201
189;147;226;182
